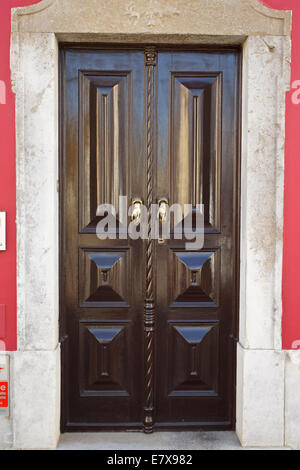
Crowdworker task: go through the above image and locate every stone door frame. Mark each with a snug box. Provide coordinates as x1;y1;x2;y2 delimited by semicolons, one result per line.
4;0;297;449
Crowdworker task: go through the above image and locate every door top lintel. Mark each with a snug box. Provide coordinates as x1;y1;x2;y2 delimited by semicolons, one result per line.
11;0;291;37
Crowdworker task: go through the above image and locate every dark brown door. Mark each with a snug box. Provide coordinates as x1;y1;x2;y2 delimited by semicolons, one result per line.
60;46;240;432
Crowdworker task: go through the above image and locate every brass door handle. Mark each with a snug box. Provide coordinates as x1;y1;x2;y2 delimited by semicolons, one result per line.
158;198;169;222
131;198;143;225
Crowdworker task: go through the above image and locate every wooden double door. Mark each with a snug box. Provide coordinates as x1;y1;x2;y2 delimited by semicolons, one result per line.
60;46;240;431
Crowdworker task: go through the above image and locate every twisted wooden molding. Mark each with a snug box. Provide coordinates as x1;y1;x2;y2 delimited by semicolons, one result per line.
143;46;157;434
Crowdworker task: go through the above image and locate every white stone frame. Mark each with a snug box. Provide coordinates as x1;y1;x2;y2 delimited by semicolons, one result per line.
1;0;299;450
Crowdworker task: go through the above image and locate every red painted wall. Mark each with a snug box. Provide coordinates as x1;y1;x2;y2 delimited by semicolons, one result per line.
260;0;300;349
0;0;40;351
0;0;299;350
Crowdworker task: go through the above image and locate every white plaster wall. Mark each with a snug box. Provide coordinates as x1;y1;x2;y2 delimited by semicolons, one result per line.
13;348;60;449
14;33;59;351
3;31;61;449
235;34;296;449
285;351;300;450
0;353;12;449
236;345;285;447
0;418;13;449
240;36;290;351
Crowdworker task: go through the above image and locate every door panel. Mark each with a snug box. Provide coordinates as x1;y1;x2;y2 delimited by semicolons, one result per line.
78;247;130;307
167;322;219;397
79;322;130;396
61;49;145;429
79;71;131;232
170;248;220;308
60;47;240;431
170;72;221;231
156;50;239;427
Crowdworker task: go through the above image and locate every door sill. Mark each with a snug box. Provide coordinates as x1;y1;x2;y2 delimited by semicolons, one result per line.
62;421;233;432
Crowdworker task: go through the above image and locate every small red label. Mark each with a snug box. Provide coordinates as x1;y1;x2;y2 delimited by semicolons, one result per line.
0;382;8;407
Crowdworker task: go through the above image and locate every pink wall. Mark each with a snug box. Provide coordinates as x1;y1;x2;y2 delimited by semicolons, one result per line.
0;1;14;350
0;0;299;350
0;1;40;350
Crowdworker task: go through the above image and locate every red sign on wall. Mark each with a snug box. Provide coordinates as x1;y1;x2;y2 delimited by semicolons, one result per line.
0;382;8;407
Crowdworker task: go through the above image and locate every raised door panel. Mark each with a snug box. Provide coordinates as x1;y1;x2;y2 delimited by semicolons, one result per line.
168;322;219;397
79;322;130;397
79;71;131;233
169;248;220;308
170;72;222;232
79;247;130;307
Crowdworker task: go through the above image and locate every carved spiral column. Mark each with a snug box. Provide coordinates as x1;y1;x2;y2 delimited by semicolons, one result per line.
144;47;157;433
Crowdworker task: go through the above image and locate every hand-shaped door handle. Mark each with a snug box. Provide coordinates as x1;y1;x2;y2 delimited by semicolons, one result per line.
158;198;169;223
131;198;143;225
